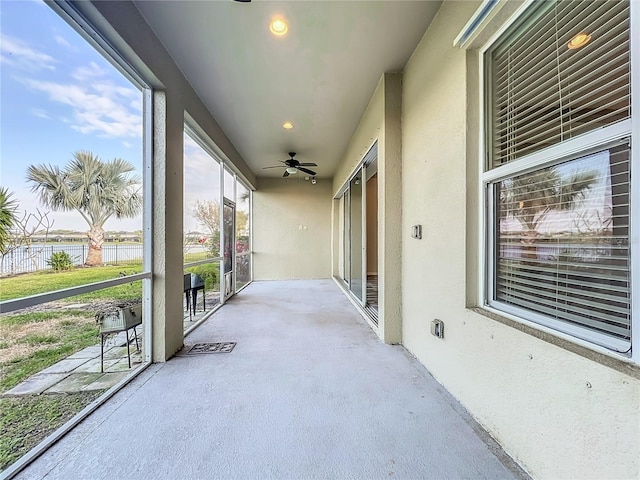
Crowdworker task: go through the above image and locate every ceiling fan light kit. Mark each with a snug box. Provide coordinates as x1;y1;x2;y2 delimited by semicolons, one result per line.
263;152;318;178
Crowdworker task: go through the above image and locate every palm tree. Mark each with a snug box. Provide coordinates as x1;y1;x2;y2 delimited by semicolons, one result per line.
27;151;142;266
500;167;598;259
0;187;18;254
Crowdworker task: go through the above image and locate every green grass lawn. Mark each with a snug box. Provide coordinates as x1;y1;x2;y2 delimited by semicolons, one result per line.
0;310;99;392
0;265;144;391
0;254;216;301
0;264;147;472
0;264;144;301
0;390;104;471
0;306;102;472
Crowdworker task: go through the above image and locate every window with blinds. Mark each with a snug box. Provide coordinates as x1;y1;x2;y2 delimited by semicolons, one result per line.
485;0;633;352
488;0;631;169
493;144;630;347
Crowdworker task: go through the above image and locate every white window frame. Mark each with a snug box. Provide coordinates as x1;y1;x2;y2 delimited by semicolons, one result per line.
478;0;639;363
182;122;253;298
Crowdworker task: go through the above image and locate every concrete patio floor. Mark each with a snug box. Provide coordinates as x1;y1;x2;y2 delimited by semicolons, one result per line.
16;279;528;480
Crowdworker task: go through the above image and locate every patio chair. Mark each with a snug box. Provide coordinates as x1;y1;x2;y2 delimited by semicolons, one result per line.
184;273;192;319
190;274;206;316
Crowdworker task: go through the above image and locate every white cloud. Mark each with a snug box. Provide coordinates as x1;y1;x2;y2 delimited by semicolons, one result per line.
130;99;143;112
0;34;56;72
122;141;132;148
184;135;201;151
30;108;50;119
71;61;105;82
183;137;222;230
54;35;71;48
25;76;142;139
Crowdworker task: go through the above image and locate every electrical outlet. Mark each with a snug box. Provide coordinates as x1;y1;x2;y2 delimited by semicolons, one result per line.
431;319;444;338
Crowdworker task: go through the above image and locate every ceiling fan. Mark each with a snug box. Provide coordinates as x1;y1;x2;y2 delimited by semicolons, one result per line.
262;152;317;178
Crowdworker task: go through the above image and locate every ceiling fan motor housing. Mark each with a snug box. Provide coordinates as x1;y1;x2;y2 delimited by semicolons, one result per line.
262;152;318;177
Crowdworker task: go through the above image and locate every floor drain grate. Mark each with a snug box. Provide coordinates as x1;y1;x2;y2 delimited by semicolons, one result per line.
185;342;236;355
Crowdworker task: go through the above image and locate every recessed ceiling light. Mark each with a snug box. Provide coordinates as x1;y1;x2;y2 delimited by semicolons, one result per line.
282;121;294;129
568;32;591;50
270;18;288;36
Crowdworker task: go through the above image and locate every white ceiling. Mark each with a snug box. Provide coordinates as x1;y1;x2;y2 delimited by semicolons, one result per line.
133;1;441;179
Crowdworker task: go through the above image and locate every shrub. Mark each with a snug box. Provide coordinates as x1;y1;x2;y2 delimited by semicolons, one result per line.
207;232;220;258
186;263;218;290
47;251;75;272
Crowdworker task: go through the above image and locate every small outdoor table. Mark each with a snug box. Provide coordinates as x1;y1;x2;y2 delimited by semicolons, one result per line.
96;304;142;373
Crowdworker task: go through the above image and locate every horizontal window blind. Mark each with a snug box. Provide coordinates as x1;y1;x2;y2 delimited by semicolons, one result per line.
493;144;631;342
489;0;630;169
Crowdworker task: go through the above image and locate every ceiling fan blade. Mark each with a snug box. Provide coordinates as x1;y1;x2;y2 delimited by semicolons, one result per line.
262;166;284;169
283;170;290;178
297;167;317;176
298;163;317;167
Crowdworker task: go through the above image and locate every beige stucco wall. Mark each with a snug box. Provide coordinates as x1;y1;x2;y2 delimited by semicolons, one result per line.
400;1;640;478
333;81;384;195
253;178;332;280
149;91;184;362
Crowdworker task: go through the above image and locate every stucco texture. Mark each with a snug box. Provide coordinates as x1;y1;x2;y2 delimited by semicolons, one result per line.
400;1;640;478
253;177;332;280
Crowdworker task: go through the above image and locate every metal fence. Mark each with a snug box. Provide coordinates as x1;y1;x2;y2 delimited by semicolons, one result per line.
0;243;144;276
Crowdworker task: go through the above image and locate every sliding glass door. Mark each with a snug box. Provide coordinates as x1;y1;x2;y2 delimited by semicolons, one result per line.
341;142;378;321
343;191;350;282
349;174;364;302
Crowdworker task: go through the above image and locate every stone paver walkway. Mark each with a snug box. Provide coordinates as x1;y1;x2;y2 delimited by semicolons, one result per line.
2;332;143;397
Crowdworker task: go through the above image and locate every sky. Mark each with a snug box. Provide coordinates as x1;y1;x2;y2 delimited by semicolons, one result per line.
0;0;145;232
0;0;240;235
183;133;222;233
0;0;252;275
